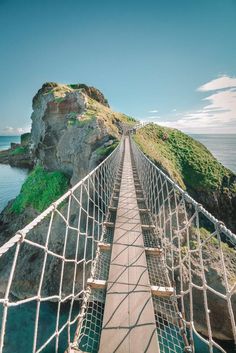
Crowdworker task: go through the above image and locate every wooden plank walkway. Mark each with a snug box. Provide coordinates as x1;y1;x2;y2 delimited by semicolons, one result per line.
98;137;159;353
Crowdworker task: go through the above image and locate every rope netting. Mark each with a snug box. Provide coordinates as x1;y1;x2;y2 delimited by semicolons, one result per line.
131;137;236;353
132;155;188;353
1;130;236;353
73;164;123;353
0;139;124;353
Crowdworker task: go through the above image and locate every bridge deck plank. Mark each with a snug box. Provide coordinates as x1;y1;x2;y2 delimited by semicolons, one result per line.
98;137;159;353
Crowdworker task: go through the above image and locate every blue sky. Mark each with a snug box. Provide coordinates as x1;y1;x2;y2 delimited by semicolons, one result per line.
0;0;236;134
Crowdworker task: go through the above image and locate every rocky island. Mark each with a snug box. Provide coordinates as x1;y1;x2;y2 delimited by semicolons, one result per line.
0;82;236;344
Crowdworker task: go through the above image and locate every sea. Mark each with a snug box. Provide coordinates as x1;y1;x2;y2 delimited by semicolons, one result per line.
0;136;29;212
0;134;236;353
190;134;236;174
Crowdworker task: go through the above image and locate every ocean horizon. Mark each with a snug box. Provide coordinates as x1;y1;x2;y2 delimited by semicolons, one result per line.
190;133;236;174
0;135;20;151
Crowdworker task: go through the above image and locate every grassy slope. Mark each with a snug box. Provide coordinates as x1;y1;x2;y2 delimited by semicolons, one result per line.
11;166;69;214
134;124;235;192
84;96;136;135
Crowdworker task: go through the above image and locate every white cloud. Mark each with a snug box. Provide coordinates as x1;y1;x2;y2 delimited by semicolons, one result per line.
158;76;236;133
172;109;177;112
198;75;236;92
1;126;30;135
148;109;158;113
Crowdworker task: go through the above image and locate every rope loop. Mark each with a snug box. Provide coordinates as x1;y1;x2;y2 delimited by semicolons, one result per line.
216;220;225;231
17;230;25;243
196;202;203;211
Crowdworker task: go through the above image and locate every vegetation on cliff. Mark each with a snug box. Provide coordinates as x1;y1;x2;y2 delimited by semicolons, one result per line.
84;96;136;134
10;146;28;156
11;166;69;214
96;140;119;158
134;123;236;192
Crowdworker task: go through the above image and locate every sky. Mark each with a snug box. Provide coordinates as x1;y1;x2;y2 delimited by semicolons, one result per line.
0;0;236;135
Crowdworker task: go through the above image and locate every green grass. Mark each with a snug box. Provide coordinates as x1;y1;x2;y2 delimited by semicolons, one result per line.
134;124;235;191
96;141;119;158
68;84;80;89
10;146;28;156
125;115;136;123
11;166;69;214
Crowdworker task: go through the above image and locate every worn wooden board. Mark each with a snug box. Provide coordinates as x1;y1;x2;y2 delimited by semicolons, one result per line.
98;137;159;353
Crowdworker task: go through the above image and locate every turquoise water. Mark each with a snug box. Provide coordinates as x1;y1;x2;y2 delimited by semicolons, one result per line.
0;136;20;151
0;136;28;212
193;333;235;353
0;301;234;353
0;301;80;353
0;164;28;212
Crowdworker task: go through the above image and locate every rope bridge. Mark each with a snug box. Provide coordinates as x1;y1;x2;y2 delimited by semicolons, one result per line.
0;134;235;353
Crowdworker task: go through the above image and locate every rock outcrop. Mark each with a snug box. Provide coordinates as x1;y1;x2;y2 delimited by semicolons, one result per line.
0;133;34;168
0;82;134;299
30;82;126;185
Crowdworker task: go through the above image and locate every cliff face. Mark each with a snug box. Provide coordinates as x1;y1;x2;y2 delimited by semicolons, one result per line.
30;82;127;185
0;82;133;241
0;82;135;303
134;123;236;234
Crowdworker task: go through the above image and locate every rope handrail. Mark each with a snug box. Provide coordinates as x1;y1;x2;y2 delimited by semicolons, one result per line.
131;136;236;353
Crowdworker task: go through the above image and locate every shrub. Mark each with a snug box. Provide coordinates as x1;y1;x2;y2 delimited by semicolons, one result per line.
68;84;80;89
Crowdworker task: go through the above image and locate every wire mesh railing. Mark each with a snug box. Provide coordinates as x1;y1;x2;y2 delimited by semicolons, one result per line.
131;137;236;353
0;139;124;353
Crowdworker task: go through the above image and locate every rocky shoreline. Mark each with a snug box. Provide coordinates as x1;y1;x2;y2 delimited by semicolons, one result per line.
0;133;34;169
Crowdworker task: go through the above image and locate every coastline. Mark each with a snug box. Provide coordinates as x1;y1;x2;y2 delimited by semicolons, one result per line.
0;136;29;212
0;133;235;214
